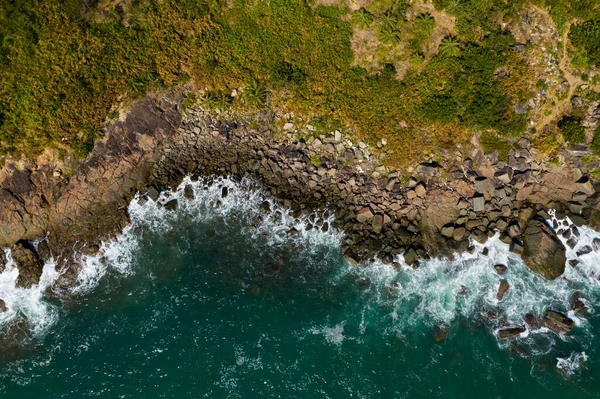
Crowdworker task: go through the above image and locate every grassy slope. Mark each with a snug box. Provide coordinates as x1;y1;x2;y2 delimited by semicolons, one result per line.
0;0;598;166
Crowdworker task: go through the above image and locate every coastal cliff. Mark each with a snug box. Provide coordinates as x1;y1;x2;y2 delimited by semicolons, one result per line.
1;91;600;295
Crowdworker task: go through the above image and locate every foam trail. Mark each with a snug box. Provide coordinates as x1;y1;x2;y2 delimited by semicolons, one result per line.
556;351;588;376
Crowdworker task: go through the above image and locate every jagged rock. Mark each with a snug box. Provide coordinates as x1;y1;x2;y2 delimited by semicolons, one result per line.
522;218;566;280
576;245;592;257
543;310;574;334
11;243;43;288
593;238;600;252
498;327;526;340
494;264;508;275
496;280;509;300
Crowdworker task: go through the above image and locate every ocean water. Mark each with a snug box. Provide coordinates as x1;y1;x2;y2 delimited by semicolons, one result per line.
1;176;600;398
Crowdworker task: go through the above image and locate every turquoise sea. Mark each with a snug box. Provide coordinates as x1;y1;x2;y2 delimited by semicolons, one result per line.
0;176;599;398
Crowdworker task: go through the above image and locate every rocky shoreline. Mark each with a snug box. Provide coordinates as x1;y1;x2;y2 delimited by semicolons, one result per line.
2;91;600;333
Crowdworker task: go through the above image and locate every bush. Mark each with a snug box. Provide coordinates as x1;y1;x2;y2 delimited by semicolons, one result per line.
559;116;586;144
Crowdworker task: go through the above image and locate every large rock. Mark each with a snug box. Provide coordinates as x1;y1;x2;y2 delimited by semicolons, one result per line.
543;310;574;334
521;218;566;280
11;243;43;289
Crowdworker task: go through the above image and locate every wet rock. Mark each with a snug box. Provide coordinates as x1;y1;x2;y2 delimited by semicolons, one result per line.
593;238;600;252
524;313;541;329
404;248;418;268
0;299;6;313
509;240;524;255
494;264;508;275
496;280;509;301
572;292;586;313
569;259;580;267
164;199;178;211
498;327;526;340
259;201;271;213
184;184;195;200
543;310;574;334
11;243;43;289
0;250;6;273
522;218;566;280
146;185;160;201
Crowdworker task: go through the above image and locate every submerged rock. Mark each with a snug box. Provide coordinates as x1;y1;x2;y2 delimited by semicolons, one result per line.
521;218;566;280
543;310;574;334
434;326;449;342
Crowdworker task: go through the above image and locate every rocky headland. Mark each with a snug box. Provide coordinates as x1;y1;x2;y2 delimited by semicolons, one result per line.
1;90;600;335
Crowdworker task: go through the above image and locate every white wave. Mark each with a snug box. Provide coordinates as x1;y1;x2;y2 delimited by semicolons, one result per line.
347;225;600;350
0;248;61;336
556;351;588;376
309;321;347;346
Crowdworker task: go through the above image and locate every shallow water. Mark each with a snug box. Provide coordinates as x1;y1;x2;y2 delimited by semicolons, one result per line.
0;177;599;398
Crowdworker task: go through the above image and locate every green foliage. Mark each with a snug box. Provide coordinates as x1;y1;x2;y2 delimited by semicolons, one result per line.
570;19;600;67
241;80;267;108
352;8;374;29
479;132;515;161
438;36;461;57
559;116;586;144
377;28;401;44
591;128;600;155
414;13;435;33
378;13;398;32
0;0;530;164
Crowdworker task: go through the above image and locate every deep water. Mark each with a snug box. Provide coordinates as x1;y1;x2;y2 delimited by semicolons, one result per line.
1;177;600;398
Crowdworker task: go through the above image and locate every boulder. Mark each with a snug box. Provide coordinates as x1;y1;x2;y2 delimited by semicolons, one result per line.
473;196;485;212
498;327;526;340
184;184;195;200
11;243;43;289
521;218;566;280
0;299;6;313
543;310;574;334
356;207;374;223
572;292;586;313
496;280;509;300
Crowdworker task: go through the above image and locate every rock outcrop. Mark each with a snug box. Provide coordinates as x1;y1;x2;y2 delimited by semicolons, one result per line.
522;218;566;280
1;91;600;291
543;310;574;334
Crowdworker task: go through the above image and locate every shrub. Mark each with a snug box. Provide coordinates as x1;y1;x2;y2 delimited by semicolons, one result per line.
559;116;586;144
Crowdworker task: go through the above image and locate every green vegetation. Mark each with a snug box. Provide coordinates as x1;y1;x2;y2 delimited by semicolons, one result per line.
558;116;585;144
591;128;600;155
0;0;557;166
570;19;600;67
480;132;515;162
